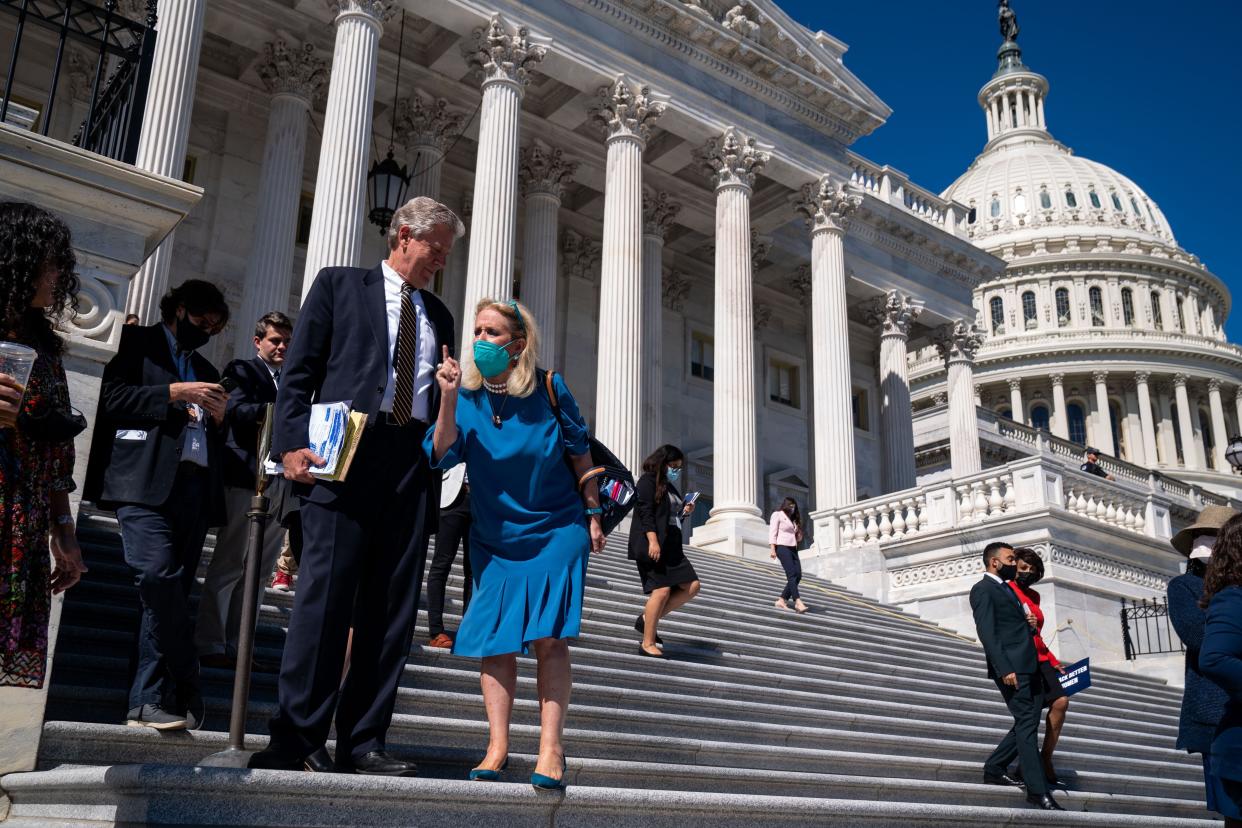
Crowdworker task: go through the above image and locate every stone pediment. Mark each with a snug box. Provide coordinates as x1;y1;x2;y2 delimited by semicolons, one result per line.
618;0;890;144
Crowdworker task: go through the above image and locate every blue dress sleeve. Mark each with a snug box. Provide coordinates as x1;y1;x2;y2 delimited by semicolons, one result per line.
422;416;467;469
551;372;590;456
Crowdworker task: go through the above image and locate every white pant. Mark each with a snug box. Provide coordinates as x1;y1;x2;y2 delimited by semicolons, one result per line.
194;486;285;657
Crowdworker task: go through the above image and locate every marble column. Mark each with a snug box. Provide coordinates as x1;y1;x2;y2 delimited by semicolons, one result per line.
935;321;985;477
690;128;769;557
589;77;662;475
234;41;327;356
518;142;576;369
299;0;394;300
459;14;544;354
1236;387;1242;442
795;175;862;509
1008;378;1024;424
863;290;921;493
1208;379;1230;471
126;0;207;322
1134;370;1160;466
641;190;681;453
1050;373;1069;439
394;93;464;199
1093;370;1114;454
1173;373;1200;469
440;191;471;327
1155;382;1178;465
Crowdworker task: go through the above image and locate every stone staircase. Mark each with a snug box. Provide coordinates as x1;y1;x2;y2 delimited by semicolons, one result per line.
0;507;1216;826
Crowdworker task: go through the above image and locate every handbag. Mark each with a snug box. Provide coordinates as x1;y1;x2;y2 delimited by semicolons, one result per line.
18;405;87;442
540;369;636;536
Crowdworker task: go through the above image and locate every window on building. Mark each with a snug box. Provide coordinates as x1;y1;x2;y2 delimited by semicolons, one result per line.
1088;188;1101;209
768;360;800;408
968;205;977;224
1055;287;1071;327
1130;196;1142;217
989;296;1005;334
1201;410;1216;470
1111;191;1123;211
690;331;714;381
1022;291;1037;327
295;192;314;246
999;408;1013;421
1067;402;1087;445
1089;286;1105;327
181;155;198;185
1109;401;1123;458
1039;187;1052;209
1012;190;1027;214
852;387;870;432
1121;287;1135;326
1146;201;1157;223
1151;291;1164;330
1065;188;1078;208
1171;403;1185;462
1031;404;1050;431
1176;296;1186;332
989;196;1001;218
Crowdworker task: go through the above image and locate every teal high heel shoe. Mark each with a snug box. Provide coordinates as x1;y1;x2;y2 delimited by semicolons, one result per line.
530;757;568;791
468;757;508;781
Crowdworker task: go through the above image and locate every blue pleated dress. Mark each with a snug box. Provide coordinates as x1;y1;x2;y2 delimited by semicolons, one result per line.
422;373;590;657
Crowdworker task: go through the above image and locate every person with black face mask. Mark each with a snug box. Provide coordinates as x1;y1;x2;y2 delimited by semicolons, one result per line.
84;279;230;730
970;541;1063;810
1009;547;1069;785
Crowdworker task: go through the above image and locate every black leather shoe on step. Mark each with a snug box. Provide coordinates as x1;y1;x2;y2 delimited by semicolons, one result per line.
303;747;336;773
983;772;1024;788
1026;793;1065;811
247;745;334;772
340;751;418;777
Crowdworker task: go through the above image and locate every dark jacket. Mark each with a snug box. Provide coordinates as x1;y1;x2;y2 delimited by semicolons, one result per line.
272;265;454;518
84;323;226;524
970;574;1039;680
1200;586;1242;781
626;472;682;561
221;355;279;490
1168;571;1228;753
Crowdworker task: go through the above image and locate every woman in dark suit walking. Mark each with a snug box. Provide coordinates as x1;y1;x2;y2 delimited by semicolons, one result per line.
1198;513;1242;826
628;445;700;658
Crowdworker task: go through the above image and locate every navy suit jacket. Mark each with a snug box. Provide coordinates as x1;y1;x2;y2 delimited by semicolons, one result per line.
970;574;1039;680
221;355;279;490
1169;571;1229;753
84;323;226;523
1200;586;1242;778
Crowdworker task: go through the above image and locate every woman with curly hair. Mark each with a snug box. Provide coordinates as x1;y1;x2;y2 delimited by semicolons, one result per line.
0;202;88;690
1199;513;1242;826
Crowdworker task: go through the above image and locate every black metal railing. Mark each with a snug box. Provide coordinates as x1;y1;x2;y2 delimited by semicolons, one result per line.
2;0;157;163
1120;597;1185;660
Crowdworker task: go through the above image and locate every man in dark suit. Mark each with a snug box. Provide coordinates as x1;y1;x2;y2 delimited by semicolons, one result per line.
84;279;230;730
195;311;293;670
249;197;462;776
971;541;1063;810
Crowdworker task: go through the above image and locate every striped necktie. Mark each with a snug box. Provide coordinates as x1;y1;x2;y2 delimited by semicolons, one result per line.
392;283;418;425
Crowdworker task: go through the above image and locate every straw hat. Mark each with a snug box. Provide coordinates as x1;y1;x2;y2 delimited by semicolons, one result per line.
1172;504;1240;556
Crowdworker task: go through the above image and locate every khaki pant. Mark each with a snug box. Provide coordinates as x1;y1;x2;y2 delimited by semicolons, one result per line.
275;532;298;576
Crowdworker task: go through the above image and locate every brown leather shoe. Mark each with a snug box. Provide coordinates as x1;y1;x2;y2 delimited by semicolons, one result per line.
428;633;454;650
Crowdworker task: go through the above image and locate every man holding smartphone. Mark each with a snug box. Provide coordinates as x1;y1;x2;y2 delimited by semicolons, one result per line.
196;312;293;672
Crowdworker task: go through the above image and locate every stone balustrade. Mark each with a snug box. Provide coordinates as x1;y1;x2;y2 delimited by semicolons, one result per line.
845;153;965;238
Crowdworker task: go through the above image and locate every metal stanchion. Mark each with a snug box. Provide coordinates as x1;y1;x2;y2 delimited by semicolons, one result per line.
201;404;275;767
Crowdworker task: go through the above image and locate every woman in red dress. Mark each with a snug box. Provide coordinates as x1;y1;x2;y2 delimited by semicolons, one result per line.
1010;547;1069;785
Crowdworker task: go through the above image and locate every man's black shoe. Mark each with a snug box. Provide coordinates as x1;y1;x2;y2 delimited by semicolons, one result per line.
983;772;1024;788
248;745;334;772
302;747;336;772
339;750;418;777
1026;793;1065;811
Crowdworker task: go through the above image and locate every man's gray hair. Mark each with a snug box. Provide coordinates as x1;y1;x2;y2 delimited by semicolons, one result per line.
386;196;465;249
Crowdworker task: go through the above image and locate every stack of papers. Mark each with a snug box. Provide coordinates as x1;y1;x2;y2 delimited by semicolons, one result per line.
264;402;365;482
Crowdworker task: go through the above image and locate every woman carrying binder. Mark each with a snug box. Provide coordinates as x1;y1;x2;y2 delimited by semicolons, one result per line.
1010;547;1069;786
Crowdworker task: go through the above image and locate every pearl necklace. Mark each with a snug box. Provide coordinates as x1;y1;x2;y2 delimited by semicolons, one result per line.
482;378;508;394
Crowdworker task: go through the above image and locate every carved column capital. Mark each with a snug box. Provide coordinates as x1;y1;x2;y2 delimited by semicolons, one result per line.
589;76;663;145
328;0;395;23
662;268;691;312
519;142;578;199
642;190;682;239
257;41;328;103
1134;370;1151;385
1049;372;1064;386
934;320;984;364
463;13;545;89
561;229;601;281
753;302;773;332
1173;372;1189;389
394;93;465;154
697;127;767;191
1208;377;1223;393
932;391;948;406
1092;370;1109;385
794;174;862;235
1007;378;1023;392
788;264;811;302
862;290;923;338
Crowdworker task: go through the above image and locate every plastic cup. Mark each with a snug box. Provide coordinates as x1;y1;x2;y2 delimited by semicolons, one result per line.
0;341;38;392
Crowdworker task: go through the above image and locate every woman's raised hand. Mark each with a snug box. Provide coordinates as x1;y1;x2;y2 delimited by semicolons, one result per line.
435;345;461;394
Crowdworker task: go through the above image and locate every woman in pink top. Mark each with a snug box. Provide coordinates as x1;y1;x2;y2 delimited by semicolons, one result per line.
769;498;807;613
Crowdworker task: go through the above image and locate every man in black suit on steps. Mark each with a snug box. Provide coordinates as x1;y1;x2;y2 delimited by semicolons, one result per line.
249;197;462;776
972;541;1064;810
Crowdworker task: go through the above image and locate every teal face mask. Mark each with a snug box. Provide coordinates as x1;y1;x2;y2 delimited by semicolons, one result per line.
666;467;682;483
473;339;516;378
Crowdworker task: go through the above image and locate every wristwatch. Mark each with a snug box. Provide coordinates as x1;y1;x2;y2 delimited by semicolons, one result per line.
584;507;603;516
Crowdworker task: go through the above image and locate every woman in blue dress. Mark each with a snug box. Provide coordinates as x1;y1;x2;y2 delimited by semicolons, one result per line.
425;298;605;790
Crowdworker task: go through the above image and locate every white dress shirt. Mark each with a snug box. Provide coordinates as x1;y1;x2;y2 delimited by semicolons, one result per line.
379;261;435;422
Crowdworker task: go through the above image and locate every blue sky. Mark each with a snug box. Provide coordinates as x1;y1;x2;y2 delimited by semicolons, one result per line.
778;1;1241;341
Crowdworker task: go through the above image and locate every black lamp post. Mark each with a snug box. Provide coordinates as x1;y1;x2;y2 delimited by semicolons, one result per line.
366;10;409;234
1226;435;1242;473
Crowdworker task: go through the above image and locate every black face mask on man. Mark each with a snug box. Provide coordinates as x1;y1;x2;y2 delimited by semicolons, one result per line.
175;316;211;352
997;562;1018;581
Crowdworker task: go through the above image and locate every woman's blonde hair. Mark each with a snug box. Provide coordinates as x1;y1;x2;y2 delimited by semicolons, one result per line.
462;297;540;398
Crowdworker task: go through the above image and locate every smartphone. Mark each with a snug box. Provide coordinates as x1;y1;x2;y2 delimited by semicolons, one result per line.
218;376;239;393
